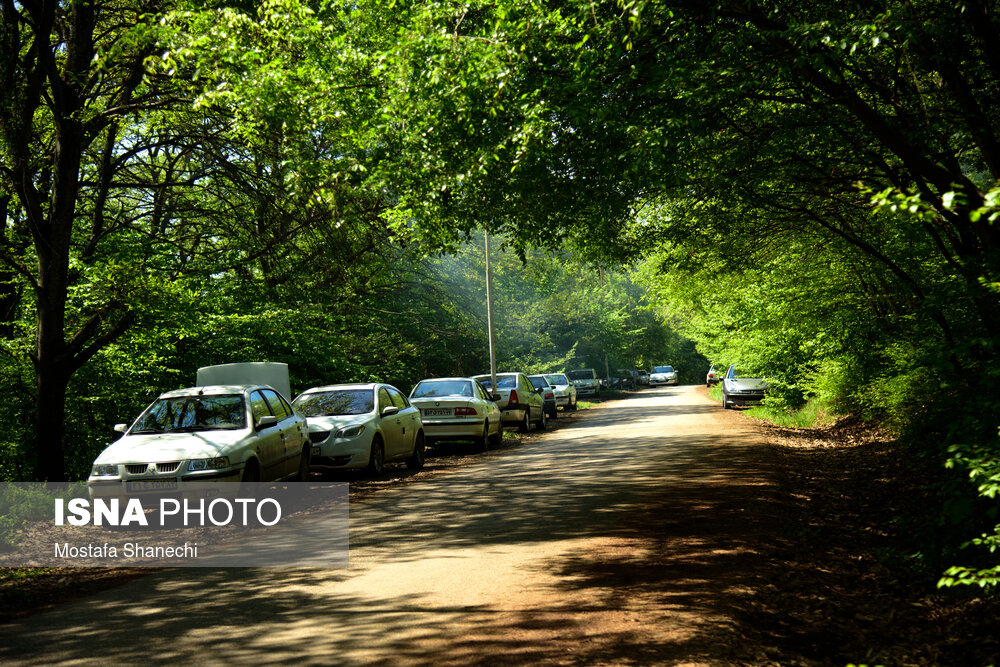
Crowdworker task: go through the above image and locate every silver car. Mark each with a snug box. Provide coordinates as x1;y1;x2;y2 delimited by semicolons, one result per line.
293;383;425;475
472;372;546;432
409;377;502;450
88;384;310;497
649;365;678;386
721;365;768;409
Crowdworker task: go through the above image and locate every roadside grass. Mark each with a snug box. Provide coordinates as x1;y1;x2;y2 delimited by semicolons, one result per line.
746;398;838;428
0;568;51;583
709;382;838;428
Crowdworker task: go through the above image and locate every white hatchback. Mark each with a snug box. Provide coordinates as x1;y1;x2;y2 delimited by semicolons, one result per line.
649;365;678;386
409;377;502;450
293;383;425;475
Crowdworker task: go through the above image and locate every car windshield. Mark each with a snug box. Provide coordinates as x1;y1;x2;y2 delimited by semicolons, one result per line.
545;374;569;385
411;380;473;398
293;389;374;416
652;366;673;373
567;370;593;380
131;395;246;433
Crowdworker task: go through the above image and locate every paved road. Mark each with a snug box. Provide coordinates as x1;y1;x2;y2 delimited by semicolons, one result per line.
0;385;774;665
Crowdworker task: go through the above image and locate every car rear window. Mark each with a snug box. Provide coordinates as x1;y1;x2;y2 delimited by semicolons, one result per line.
412;380;473;398
567;370;594;380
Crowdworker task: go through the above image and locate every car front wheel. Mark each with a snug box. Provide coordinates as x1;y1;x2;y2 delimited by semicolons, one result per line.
367;437;385;475
537;406;547;430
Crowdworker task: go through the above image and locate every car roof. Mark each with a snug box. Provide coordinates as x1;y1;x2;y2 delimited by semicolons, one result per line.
415;377;475;382
298;383;379;394
159;384;267;398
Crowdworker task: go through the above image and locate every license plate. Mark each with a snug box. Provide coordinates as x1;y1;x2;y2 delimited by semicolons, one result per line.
423;408;452;417
125;479;177;492
311;446;321;456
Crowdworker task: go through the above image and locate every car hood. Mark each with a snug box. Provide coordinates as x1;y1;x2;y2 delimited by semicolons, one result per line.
305;414;374;432
724;377;768;391
94;430;250;463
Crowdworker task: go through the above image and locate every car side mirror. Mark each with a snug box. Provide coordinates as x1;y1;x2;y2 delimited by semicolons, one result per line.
113;423;128;433
491;394;500;401
381;405;400;417
257;415;278;429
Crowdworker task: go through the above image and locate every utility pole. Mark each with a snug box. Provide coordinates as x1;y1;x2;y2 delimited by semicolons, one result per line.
485;231;498;391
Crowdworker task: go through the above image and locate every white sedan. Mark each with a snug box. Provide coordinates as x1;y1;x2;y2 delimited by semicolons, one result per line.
409;377;502;450
292;383;425;475
88;384;310;497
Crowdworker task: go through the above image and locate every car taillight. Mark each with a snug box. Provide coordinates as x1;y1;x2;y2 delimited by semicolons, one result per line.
509;390;519;404
454;407;477;416
544;392;554;400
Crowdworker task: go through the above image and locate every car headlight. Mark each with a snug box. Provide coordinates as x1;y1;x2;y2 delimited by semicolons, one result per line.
188;456;230;471
335;424;365;439
91;464;118;477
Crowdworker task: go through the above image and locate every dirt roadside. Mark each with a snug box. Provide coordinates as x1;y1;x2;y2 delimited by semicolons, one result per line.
2;388;999;665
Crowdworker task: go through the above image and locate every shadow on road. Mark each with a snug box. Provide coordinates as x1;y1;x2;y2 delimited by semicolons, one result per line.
0;387;790;665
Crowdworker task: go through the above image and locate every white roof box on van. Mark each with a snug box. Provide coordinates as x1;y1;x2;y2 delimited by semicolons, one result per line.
196;362;291;401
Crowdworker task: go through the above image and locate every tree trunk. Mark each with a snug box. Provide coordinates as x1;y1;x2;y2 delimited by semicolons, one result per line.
33;357;69;481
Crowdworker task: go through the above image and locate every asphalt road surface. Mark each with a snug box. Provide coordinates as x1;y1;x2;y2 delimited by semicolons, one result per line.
0;385;775;665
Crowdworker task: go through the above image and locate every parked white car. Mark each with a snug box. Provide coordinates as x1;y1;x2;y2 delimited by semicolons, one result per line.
409;377;502;450
292;383;425;474
567;368;601;398
472;372;546;432
649;365;678;386
88;384;310;497
528;375;559;419
543;373;578;410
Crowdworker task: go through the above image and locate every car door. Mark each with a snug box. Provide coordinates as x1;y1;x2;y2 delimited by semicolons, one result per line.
387;385;419;456
475;381;500;432
262;389;302;477
249;389;284;480
377;386;407;460
519;374;540;421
